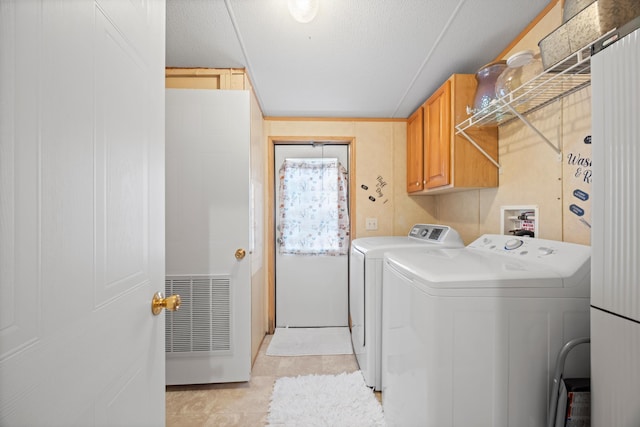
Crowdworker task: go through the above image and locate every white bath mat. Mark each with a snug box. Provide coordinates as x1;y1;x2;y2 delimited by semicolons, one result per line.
267;371;385;427
266;327;353;356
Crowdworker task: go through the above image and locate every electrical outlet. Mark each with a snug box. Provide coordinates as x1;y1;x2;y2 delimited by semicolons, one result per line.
365;217;378;230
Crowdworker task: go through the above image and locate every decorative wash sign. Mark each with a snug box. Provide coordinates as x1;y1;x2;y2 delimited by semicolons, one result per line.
565;134;592;235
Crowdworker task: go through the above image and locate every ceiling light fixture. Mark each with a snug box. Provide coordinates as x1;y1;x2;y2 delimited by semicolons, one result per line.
288;0;319;23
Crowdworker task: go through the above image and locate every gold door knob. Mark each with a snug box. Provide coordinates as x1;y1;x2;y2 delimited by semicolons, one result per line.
151;292;181;315
235;248;246;260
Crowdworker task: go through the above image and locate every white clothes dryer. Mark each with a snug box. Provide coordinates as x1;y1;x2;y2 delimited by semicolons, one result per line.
381;234;591;427
349;224;463;391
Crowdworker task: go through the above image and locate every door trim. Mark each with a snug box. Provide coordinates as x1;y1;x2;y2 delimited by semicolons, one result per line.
266;136;356;333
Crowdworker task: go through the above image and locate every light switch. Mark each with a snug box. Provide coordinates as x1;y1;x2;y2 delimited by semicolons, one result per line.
365;217;378;230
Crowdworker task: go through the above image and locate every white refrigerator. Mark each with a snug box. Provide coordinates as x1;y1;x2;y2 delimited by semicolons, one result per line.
591;18;640;426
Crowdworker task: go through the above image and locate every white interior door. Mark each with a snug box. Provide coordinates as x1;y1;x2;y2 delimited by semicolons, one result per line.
275;144;349;327
0;1;166;425
165;89;251;384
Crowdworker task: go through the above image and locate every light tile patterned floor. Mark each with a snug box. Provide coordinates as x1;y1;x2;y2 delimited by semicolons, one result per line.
166;334;375;427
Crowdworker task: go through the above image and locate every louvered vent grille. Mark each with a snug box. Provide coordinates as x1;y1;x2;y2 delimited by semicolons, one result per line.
165;275;231;353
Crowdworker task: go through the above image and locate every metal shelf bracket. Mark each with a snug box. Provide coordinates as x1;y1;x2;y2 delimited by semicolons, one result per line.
503;102;562;160
456;127;502;172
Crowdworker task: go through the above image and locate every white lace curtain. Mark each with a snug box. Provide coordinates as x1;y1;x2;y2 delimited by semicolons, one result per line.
278;158;350;256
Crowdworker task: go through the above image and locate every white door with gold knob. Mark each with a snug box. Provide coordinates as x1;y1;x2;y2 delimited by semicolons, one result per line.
165;89;252;384
0;1;166;425
274;144;350;327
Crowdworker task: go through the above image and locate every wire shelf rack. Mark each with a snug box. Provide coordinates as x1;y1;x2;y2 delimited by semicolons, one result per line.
456;42;594;132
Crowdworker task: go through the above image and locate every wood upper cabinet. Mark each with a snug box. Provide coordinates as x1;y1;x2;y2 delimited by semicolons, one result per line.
407;74;498;194
406;106;424;192
424;80;451;189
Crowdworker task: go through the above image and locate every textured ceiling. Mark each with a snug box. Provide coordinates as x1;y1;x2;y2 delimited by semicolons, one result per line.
166;0;552;119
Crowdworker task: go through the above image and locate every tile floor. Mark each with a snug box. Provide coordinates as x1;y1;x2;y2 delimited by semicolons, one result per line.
166;333;377;426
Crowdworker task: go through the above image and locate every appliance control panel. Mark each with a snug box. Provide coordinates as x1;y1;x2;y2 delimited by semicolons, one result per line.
408;224;458;243
467;234;590;269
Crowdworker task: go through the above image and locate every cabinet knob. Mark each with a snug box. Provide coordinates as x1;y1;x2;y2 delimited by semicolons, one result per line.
415;181;419;186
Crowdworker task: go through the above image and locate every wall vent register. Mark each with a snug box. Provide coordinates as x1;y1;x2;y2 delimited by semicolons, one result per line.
165;275;231;353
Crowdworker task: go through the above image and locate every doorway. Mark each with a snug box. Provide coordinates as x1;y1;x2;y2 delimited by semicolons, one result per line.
267;138;356;332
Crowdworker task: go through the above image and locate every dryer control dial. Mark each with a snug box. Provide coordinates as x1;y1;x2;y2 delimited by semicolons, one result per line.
505;238;524;250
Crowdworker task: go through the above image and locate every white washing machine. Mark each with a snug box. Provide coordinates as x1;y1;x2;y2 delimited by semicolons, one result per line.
350;224;463;391
381;234;591;427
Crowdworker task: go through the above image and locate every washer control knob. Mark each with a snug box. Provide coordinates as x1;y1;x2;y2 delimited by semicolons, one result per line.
505;238;524;250
538;247;553;256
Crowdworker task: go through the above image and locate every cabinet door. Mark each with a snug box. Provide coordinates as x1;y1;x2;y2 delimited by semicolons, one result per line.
406;106;424;192
424;80;451;189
